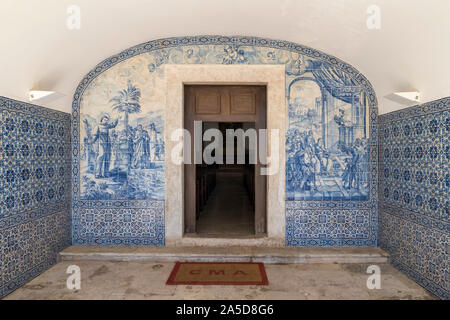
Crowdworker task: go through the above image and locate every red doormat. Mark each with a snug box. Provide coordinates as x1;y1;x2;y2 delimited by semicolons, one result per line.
166;262;269;285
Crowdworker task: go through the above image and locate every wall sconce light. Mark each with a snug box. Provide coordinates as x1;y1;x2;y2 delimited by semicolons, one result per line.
29;90;64;104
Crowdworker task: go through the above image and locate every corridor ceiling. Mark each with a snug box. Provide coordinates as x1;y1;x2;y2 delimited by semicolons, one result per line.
0;0;449;114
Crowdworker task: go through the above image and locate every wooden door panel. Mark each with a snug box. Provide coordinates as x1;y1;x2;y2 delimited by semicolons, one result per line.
230;92;256;115
253;87;267;235
195;90;222;114
184;87;197;234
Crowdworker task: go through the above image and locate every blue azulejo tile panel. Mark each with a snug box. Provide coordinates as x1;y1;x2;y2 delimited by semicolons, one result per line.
286;208;376;246
72;200;164;245
378;97;449;300
72;36;378;246
285;79;371;202
0;96;71;299
0;209;71;297
379;209;449;299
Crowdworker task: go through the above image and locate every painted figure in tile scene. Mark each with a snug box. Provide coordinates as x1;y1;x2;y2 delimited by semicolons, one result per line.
132;124;150;169
80;81;164;201
92;114;119;178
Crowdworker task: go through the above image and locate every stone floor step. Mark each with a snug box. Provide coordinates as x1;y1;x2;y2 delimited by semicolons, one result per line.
59;246;389;264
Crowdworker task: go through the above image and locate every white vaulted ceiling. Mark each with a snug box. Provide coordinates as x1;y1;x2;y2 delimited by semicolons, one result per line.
0;0;449;114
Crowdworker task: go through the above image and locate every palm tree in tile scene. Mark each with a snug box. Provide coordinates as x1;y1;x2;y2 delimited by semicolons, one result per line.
110;80;142;130
109;80;142;171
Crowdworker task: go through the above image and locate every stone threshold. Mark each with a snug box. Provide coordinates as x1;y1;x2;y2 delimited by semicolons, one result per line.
60;246;389;264
172;235;284;247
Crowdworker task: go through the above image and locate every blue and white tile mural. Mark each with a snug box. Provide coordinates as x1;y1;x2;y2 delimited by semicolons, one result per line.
72;36;378;246
285;62;370;201
80;81;164;201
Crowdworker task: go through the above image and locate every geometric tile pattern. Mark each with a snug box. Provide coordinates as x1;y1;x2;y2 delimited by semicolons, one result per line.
72;200;164;245
286;208;374;246
71;36;378;247
378;97;449;300
0;96;71;298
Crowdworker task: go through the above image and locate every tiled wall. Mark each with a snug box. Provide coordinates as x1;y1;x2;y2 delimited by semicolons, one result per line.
0;97;71;298
378;97;449;299
72;36;378;246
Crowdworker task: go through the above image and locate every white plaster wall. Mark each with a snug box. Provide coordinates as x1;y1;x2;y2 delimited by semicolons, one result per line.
164;64;286;245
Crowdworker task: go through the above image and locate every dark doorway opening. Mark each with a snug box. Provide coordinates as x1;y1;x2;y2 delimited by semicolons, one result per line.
196;122;255;237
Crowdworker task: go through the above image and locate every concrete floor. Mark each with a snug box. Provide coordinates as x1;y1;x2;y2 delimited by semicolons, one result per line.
197;172;254;237
4;260;436;300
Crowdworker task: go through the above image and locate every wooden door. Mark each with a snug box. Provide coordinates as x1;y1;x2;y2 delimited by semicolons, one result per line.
184;85;267;235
